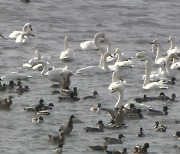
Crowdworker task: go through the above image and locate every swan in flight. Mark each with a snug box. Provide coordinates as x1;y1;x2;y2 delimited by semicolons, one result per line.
60;36;75;61
9;23;33;39
142;56;168;90
80;32;105;50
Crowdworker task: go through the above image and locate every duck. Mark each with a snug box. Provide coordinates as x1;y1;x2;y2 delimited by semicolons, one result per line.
83;91;98;100
108;119;127;129
174;131;180;140
154;121;167;132
113;48;134;68
48;131;65;144
32;116;44;123
53;143;63;154
147;106;168;116
58;87;79;101
90;103;102;112
0;72;32;81
125;108;144;120
60;36;75;61
80;32;105;50
0;84;6;92
89;144;107;151
9;23;33;39
103;134;125;144
0;96;14;109
105;148;127;154
59;115;75;135
84;120;104;132
23;99;45;112
136;127;145;137
134;143;149;154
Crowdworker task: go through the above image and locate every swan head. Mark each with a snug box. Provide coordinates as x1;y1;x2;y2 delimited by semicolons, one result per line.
23;23;33;31
168;36;173;42
114;48;122;56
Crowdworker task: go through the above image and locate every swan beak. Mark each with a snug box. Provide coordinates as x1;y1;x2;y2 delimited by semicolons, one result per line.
31;34;35;37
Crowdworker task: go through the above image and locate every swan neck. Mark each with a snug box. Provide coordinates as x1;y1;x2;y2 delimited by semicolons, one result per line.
40;61;49;75
115;89;124;108
143;61;151;87
169;38;175;50
64;37;68;50
165;55;173;76
102;53;110;71
155;43;162;61
99;51;104;68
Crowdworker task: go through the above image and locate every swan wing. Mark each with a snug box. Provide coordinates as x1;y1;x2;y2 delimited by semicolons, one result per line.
9;31;23;39
80;41;95;50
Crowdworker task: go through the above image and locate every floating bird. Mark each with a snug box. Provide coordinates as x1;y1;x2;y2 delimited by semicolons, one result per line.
84;120;104;132
59;115;75;135
104;134;125;144
89;144;107;151
136;127;145;137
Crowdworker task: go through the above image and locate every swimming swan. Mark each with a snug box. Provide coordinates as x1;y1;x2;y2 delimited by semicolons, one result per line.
76;51;114;75
80;32;105;50
9;23;33;39
113;48;134;68
167;36;180;55
60;36;75;61
152;40;166;66
0;72;32;81
31;60;72;83
15;31;35;43
142;56;168;90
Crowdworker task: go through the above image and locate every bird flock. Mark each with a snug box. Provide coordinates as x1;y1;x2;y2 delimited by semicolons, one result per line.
0;21;180;154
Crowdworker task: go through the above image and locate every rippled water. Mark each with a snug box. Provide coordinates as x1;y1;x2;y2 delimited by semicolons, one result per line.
0;0;180;154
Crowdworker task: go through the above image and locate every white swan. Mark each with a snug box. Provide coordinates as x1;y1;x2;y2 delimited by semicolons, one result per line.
23;50;51;70
76;51;114;75
0;72;32;81
113;48;134;68
152;40;166;66
9;23;32;39
136;40;156;59
167;36;180;55
164;53;179;78
142;56;166;82
108;81;126;108
143;56;168;90
80;32;105;50
15;31;35;43
31;60;72;83
60;36;75;61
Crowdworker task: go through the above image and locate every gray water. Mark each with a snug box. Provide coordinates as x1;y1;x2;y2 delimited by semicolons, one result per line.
0;0;180;153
